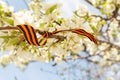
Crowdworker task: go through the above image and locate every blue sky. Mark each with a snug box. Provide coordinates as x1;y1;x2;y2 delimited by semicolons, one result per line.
0;0;100;80
0;62;60;80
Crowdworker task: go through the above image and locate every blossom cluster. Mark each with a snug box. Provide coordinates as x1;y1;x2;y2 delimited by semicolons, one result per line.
88;0;120;17
0;0;120;73
0;0;93;69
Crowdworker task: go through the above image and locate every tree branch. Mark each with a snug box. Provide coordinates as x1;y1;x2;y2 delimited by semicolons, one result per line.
112;5;119;18
85;0;100;9
98;39;120;49
0;26;66;41
0;27;18;30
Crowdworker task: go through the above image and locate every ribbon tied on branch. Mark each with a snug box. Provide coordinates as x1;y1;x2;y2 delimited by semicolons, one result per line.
0;24;98;46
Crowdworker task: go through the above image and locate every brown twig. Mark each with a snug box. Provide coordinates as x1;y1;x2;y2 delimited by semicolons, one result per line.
0;26;66;41
85;0;100;9
0;27;18;30
112;5;119;18
98;39;120;49
0;26;98;45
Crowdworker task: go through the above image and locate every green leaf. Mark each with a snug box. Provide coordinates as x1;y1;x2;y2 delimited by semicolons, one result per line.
7;38;20;46
84;13;91;22
112;30;117;37
2;16;14;25
57;18;65;24
101;20;106;25
0;36;16;38
39;23;45;29
0;10;5;17
74;11;79;17
48;22;53;27
0;5;3;10
31;46;38;53
0;45;6;51
47;51;51;62
102;2;108;7
19;42;28;50
89;24;97;33
45;4;58;15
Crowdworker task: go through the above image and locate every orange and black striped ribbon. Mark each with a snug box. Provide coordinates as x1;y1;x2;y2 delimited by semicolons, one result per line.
16;24;97;46
16;24;40;46
71;29;98;44
38;32;49;46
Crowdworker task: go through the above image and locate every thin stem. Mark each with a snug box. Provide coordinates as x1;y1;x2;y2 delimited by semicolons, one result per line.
85;0;100;9
52;29;71;34
0;27;18;30
0;26;66;40
98;39;120;49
